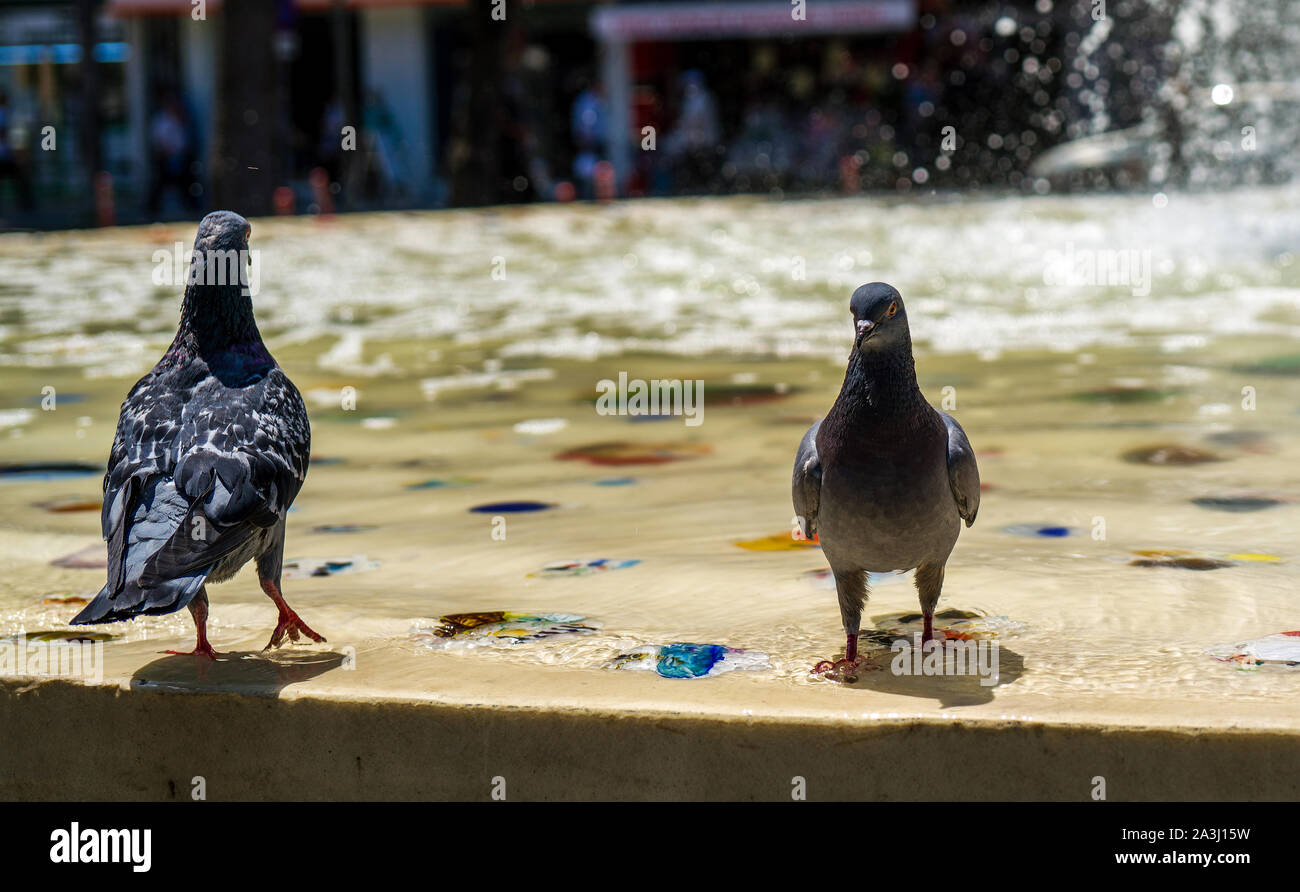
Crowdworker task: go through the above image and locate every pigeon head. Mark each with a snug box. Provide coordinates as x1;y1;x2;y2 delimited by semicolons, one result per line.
849;282;909;354
194;210;251;253
185;210;253;299
176;211;263;353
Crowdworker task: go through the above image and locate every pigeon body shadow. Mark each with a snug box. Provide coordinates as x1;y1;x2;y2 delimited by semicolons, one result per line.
841;642;1025;708
131;649;346;696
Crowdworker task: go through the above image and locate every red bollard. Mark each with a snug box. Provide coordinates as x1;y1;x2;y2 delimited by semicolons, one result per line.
839;155;861;195
94;171;115;227
308;167;335;217
273;186;296;215
594;161;616;203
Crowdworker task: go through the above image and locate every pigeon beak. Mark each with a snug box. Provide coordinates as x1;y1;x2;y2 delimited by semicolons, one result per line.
855;318;875;345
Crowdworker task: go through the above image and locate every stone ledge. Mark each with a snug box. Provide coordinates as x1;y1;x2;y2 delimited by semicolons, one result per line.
3;678;1298;801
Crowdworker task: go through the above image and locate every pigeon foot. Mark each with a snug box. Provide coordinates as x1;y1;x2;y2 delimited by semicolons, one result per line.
260;577;326;649
264;608;326;650
812;655;877;683
812;629;891;681
814;631;869;680
814;655;859;677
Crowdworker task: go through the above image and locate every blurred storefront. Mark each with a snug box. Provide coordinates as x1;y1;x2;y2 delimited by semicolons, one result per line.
107;0;447;215
0;1;129;225
591;0;917;195
0;0;1114;225
79;0;595;221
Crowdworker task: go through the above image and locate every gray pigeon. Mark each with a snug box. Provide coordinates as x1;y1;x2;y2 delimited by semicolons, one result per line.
793;282;979;673
72;211;322;658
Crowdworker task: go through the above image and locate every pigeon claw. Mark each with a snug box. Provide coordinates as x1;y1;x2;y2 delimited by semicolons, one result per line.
812;656;868;682
264;608;326;650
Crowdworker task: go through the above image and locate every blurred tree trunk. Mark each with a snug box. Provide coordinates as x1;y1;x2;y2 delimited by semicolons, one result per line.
450;0;504;206
330;0;360;204
77;0;102;220
211;0;277;216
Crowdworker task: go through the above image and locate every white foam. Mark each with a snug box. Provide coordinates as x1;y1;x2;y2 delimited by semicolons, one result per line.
1;188;1296;370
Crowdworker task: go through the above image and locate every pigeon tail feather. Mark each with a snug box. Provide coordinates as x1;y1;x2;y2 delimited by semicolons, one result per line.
74;476;211;624
72;571;208;624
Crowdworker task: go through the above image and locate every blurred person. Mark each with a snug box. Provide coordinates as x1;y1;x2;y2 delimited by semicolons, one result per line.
317;95;346;183
570;76;607;200
0;90;34;214
631;85;667;196
797;103;848;189
148;91;198;215
726;84;795;192
362;88;405;201
902;60;943;161
497;32;553;203
665;70;721;193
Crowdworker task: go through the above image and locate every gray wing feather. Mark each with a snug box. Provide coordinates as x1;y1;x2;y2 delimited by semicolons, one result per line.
939;411;980;527
791;419;822;540
73;477;209;623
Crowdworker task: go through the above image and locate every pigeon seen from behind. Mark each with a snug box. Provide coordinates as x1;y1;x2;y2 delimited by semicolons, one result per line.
793;282;979;674
72;211;323;658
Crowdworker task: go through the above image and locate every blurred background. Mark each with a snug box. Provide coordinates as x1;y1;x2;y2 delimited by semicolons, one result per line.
0;0;1293;229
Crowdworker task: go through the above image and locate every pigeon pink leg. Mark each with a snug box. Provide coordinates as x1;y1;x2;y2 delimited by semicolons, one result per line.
165;588;220;659
261;578;326;649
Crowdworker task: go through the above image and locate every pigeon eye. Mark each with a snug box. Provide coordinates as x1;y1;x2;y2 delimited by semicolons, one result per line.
887;302;898;317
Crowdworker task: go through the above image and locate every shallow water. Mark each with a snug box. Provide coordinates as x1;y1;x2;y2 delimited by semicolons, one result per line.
1;189;1298;721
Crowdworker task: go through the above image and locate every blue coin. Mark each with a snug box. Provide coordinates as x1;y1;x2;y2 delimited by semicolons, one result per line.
1002;523;1073;538
469;501;555;514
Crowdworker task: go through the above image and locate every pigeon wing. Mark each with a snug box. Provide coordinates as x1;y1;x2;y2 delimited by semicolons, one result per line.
792;419;822;540
77;369;207;622
140;367;310;584
100;367;182;596
939;410;980;527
